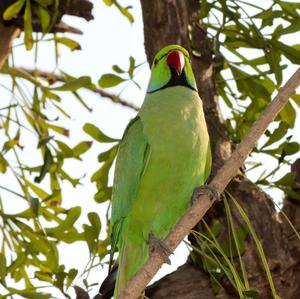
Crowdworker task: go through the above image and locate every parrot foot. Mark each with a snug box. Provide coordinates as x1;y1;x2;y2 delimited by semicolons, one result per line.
192;185;220;204
148;232;172;265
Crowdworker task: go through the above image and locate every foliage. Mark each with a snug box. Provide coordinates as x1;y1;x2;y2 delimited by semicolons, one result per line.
0;0;299;298
200;0;300;196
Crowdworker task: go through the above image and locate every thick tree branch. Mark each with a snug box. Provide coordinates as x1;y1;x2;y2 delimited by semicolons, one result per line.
119;68;300;299
0;67;139;111
0;24;20;70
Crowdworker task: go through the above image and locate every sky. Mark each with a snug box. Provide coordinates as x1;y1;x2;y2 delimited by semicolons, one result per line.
0;0;300;298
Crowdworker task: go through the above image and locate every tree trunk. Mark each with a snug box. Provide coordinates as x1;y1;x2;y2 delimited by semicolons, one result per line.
140;1;300;298
0;24;20;70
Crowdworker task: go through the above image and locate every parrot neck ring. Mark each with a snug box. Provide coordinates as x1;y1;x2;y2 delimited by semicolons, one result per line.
167;50;185;76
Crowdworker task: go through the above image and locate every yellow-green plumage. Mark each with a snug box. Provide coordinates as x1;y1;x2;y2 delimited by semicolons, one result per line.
110;45;211;297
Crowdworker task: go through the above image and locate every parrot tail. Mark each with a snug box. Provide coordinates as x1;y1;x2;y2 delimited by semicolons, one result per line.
114;239;149;298
98;264;118;299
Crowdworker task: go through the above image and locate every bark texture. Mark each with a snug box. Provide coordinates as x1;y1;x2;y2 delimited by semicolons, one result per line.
140;1;300;298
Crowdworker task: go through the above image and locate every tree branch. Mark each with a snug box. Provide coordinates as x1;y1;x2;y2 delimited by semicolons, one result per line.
0;24;20;70
0;67;140;111
118;68;300;299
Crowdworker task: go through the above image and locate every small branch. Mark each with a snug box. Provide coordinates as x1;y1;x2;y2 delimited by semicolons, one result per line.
119;68;300;299
1;67;140;111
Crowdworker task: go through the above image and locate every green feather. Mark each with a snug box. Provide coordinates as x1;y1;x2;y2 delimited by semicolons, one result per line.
109;45;211;297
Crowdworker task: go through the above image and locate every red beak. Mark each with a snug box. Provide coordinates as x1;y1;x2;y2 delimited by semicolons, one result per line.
167;50;185;76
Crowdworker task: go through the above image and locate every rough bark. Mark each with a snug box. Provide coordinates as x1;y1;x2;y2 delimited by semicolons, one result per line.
140;1;300;298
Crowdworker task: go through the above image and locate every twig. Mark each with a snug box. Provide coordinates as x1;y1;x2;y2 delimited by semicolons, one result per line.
1;67;140;111
118;68;300;299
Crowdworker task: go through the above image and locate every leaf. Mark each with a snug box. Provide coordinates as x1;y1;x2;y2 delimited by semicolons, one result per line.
91;159;114;186
270;40;300;64
46;207;81;235
24;0;33;50
0;253;7;282
112;65;125;73
98;144;119;162
53;76;92;91
34;147;53;183
0;153;8;173
54;37;81;51
56;140;73;157
66;268;78;289
98;74;126;88
274;173;296;187
3;0;26;20
88;212;101;237
34;4;50;32
278;101;296;128
128;56;135;78
291;94;300;108
73;141;93;158
103;0;114;6
94;187;112;203
242;290;260;298
83;123;119;143
115;2;134;23
262;122;289;149
47;123;69;136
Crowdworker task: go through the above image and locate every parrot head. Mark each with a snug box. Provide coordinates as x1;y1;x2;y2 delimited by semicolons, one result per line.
147;45;198;93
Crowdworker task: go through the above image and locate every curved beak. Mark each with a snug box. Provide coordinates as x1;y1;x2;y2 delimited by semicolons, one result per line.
167;50;185;76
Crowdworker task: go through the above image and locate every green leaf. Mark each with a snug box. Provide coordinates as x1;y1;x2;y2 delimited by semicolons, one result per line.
128;56;135;78
278;101;296;128
91;159;114;186
274;173;296;187
0;253;7;281
53;76;92;91
94;187;112;203
242;290;260;298
98;74;126;88
291;94;300;108
262;122;289;149
34;147;53;183
115;2;134;23
34;0;53;6
56;140;73;157
98;144;119;162
112;65;125;73
34;4;50;32
66;268;78;289
103;0;114;6
88;212;101;237
24;0;33;50
83;123;119;143
270;40;300;64
3;0;25;20
0;153;8;173
46;207;81;235
73;141;93;158
54;37;81;51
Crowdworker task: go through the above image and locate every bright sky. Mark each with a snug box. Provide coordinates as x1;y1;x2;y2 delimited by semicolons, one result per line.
0;0;300;298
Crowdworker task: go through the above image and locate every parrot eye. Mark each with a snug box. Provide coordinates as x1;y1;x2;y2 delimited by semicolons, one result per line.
154;59;158;65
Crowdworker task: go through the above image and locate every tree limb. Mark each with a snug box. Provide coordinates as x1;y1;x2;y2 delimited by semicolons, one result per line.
118;68;300;299
1;67;140;111
0;24;20;70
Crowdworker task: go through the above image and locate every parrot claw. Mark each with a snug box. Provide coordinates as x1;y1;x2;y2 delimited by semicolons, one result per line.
192;185;220;204
148;232;172;265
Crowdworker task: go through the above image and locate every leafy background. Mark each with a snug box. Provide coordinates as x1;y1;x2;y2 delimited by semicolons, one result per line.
0;0;299;298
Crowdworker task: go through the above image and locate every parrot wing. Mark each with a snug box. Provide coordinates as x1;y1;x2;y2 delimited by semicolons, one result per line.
109;115;150;269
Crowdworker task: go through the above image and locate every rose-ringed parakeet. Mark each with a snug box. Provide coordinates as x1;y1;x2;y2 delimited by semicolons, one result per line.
100;45;211;298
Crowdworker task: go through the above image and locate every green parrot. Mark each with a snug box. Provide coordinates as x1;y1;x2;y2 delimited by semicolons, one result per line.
100;44;211;298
